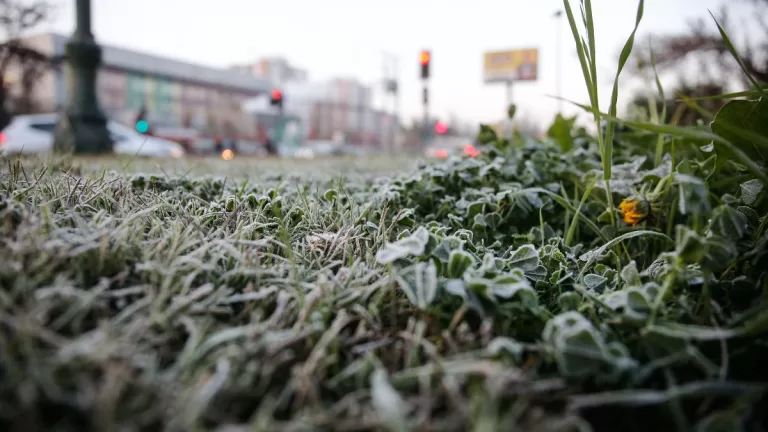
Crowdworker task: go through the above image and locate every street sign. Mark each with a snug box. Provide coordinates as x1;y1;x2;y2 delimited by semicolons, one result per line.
483;48;539;83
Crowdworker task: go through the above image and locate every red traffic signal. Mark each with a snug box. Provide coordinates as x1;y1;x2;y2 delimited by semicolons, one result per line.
434;121;448;134
420;50;431;79
419;50;431;65
270;89;283;110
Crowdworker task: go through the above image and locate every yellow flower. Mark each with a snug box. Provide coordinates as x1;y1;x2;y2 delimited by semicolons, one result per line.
619;197;649;226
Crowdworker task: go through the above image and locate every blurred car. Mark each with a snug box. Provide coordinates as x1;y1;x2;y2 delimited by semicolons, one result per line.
292;140;346;159
0;113;185;158
424;136;480;159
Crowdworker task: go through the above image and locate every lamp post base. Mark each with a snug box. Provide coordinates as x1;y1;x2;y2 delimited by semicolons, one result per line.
53;112;112;154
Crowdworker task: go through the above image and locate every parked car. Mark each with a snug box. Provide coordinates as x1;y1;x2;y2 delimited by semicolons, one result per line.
0;113;185;158
292;140;348;159
424;136;480;159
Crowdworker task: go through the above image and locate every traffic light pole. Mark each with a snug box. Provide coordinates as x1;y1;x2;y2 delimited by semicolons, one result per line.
422;81;429;133
506;80;514;138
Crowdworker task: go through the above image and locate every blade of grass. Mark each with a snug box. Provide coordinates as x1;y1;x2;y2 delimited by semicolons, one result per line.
708;10;765;96
649;38;669;166
603;0;645;173
565;175;597;247
680;88;766;102
601;0;644;227
562;0;596;108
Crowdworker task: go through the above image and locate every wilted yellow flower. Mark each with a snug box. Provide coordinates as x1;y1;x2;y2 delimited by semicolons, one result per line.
619;197;649;226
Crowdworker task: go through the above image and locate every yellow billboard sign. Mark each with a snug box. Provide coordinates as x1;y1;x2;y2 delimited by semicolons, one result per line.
483;48;539;83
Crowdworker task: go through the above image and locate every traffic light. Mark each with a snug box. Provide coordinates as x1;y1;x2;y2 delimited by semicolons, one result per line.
434;121;448;134
270;88;283;110
136;119;149;134
420;50;430;79
135;107;149;133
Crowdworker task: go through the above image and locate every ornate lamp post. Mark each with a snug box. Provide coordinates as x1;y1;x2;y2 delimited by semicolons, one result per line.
53;0;112;154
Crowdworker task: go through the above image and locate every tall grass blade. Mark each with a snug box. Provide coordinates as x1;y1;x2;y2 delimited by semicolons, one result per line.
603;0;645;181
562;0;596;108
708;10;765;96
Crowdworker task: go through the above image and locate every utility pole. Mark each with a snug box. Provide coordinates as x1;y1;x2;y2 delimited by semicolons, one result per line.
554;9;564;114
381;51;400;153
53;0;112;154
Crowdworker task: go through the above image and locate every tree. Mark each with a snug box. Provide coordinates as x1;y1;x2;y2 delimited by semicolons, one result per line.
634;1;766;86
0;0;54;128
628;0;767;124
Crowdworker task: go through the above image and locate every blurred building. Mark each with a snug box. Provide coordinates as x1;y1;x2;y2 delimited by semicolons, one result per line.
242;77;397;148
15;32;271;136
230;57;308;87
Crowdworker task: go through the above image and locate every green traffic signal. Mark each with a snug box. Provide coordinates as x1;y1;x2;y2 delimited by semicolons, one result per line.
136;119;149;133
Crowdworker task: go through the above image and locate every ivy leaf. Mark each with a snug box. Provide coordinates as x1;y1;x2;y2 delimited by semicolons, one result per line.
710;98;768;168
487;337;525;362
620;260;642;287
676;174;711;216
740;179;764;205
583;273;608;293
709;205;748;240
376;227;430;264
395;262;438;309
676;226;708;264
370;369;408;432
491;271;537;306
447;250;475;278
505;244;541;272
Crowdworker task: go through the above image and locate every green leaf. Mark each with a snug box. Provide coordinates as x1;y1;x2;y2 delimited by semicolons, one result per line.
579;230;673;280
711;99;768;164
395;262;438;309
546;114;576;152
376;227;430;264
558;291;582;311
491;272;536;305
487;337;525;362
447;250;475;278
505;244;541;272
709;205;748;240
507;104;517;120
370;369;408;432
675;226;708;264
584;274;608;293
676;174;711;216
620;261;642;287
740;179;764;205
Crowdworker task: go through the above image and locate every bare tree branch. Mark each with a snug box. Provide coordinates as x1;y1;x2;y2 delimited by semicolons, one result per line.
0;0;53;126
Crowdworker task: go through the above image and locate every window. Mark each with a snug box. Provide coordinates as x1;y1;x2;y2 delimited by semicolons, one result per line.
29;122;57;133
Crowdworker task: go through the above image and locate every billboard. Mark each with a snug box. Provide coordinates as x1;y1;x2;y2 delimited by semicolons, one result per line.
483;48;538;83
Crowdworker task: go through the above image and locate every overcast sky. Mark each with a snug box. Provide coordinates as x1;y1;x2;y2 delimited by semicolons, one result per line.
45;0;739;127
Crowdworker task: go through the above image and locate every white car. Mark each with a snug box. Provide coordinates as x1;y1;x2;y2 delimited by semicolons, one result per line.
0;113;185;158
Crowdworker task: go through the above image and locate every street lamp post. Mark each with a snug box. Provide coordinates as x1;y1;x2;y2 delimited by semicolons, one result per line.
554;10;564;115
381;50;399;153
53;0;112;154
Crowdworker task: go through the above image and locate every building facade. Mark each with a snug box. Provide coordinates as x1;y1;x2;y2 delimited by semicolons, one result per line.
230;57;308;87
242;77;396;147
17;33;272;136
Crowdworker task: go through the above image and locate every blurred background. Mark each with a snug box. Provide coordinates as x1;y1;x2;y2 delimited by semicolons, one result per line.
0;0;764;160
